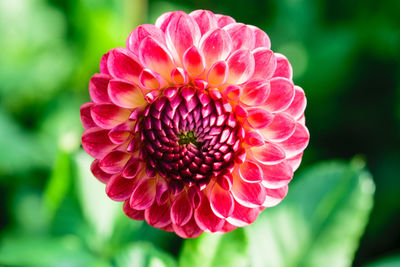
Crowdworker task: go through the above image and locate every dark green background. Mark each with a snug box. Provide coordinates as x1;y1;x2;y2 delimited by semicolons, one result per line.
0;0;399;266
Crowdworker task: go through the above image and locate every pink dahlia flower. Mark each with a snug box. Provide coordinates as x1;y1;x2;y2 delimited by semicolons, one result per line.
80;10;309;238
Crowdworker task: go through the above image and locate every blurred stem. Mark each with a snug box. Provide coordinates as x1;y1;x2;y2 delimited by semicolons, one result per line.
124;0;147;35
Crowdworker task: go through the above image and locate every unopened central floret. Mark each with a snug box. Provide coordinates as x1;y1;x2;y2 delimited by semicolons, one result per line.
140;86;241;188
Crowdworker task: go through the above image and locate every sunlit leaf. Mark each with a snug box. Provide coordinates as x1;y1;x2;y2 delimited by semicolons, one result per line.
247;160;375;267
179;229;249;267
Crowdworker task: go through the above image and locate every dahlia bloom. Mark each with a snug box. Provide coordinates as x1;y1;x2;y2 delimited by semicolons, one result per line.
80;10;309;238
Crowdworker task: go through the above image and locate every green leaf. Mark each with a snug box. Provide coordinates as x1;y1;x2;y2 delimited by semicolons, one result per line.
364;254;400;267
179;228;249;267
247;160;375;267
115;242;177;267
0;235;103;267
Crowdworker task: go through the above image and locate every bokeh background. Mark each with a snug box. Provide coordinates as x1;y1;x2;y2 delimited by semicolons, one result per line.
0;0;399;266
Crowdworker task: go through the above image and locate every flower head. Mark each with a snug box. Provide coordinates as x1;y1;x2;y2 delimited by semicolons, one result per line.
80;10;309;238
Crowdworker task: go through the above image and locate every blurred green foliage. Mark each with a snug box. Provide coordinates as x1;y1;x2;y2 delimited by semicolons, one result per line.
0;0;399;266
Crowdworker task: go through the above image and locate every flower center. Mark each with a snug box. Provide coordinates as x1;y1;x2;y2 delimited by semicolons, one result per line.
139;86;241;188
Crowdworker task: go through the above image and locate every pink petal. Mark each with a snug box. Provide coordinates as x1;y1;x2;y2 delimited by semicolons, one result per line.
139;36;176;79
170;192;193;226
244;130;265;147
156;178;169;205
217;172;233;191
210;182;234;218
189;10;218;35
188;186;202;209
108;120;133;145
126;24;166;54
240;79;270;107
90;159;112;184
122;158;142;178
252;48;276;79
173;217;203;238
223;23;255;50
89;73;111;103
227;49;255;84
246;108;274;129
123;200;144;220
227;201;262;227
249;25;271;49
284;86;307;119
272;53;293;80
155;11;186;32
286;152;303;172
194;197;225;232
259;113;296;142
231;173;266;208
107;48;143;84
277;123;309;158
165;13;201;60
139;69;164;90
145;202;171;228
199;28;232;67
108;79;145;108
207;61;229;87
106;174;136;201
80;103;96;130
100;52;110;75
263;186;288;207
91;104;131;129
129;178;157;210
259;161;293;189
263;77;295;113
224;85;242;101
81;128;116;159
250;142;286;165
171;67;189;85
99;151;131;174
218;221;237;233
183;46;205;77
239;160;263;183
215;14;236;28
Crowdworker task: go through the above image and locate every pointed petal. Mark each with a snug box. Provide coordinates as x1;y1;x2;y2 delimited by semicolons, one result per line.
107;48;143;83
207;60;229;87
121;158;142;179
286;152;303;172
210;182;234;218
227;49;255;84
145;202;171;228
108;120;133;145
126;24;166;54
108;79;145;108
227;201;262;227
215;14;236;27
263;77;295;113
139;36;176;79
80;103;96;130
194;197;224;232
156;178;169;205
231;173;266;208
250;142;286;165
239;160;263;183
165;13;201;60
82;128;116;159
171;67;189;85
171;192;193;226
91;159;112;184
199;28;232;67
129;178;157;210
183;46;205;77
241;79;270;107
100;52;110;75
277;123;309;158
89;73;111;103
106;174;135;201
189;10;218;34
139;69;165;90
173;217;203;238
218;221;237;233
259;113;296;142
99;151;131;174
250;25;271;49
244;130;265;147
246;108;274;129
123;200;144;220
284;86;307;119
91;104;131;129
155;11;186;32
260;161;294;189
273;53;293;80
252;48;276;79
223;23;255;50
263;186;288;207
